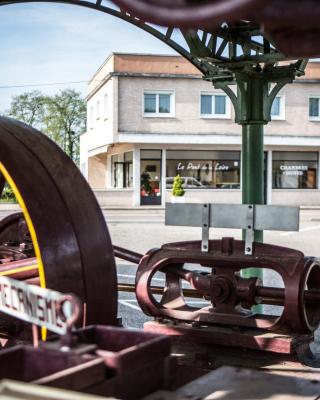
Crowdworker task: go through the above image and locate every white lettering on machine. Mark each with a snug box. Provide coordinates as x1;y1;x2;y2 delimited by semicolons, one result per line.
0;276;72;335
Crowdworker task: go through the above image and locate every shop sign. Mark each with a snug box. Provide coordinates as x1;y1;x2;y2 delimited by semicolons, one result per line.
280;165;308;176
177;161;232;171
0;276;72;335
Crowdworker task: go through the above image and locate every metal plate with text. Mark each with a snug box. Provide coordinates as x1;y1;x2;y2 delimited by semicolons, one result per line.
0;276;74;335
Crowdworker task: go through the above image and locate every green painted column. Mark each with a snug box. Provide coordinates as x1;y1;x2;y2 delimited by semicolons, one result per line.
217;68;300;312
238;76;266;287
241;123;264;283
242;124;264;242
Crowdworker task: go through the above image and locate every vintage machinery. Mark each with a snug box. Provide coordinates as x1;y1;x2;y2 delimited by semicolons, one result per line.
136;239;320;356
0;117;117;341
1;0;320;397
0;276;172;399
133;204;320;361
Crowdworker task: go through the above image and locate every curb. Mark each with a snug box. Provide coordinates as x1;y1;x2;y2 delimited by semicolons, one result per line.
0;204;21;211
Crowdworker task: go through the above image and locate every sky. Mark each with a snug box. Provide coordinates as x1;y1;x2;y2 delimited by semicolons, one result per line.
0;1;178;112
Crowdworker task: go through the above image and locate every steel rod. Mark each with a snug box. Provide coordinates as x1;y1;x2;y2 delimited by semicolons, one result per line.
113;246;143;264
118;283;202;298
0;258;38;280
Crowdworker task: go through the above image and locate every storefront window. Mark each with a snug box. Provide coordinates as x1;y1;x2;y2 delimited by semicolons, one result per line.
272;152;318;189
124;152;133;188
111;152;133;188
166;150;240;189
140;150;162;205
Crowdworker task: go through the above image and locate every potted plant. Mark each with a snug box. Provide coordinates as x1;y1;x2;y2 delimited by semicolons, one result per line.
141;171;152;196
171;174;185;203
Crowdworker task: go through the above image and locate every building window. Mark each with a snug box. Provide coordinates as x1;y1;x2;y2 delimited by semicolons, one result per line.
271;96;285;120
166;150;240;189
96;100;100;120
89;106;93;129
104;94;108;119
124;152;133;188
309;97;320;120
111;152;133;188
272;152;318;189
200;93;230;118
143;91;174;117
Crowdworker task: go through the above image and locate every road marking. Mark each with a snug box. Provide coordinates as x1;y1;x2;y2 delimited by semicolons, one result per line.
118;298;137;302
118;273;165;282
119;298;209;304
280;224;320;236
119;300;142;312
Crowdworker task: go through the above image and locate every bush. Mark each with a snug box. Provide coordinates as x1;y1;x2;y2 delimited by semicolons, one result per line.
1;184;17;203
172;175;185;197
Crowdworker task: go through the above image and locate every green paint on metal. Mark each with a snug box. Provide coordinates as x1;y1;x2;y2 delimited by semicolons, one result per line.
242;124;264;238
241;121;264;310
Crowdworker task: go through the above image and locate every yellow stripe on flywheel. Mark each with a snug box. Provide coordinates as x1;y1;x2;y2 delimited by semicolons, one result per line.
0;162;47;339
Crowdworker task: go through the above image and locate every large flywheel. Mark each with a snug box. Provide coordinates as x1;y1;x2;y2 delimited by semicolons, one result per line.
0;117;117;333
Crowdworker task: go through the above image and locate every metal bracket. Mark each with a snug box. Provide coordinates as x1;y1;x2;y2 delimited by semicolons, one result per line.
165;203;300;255
245;204;254;255
201;204;210;252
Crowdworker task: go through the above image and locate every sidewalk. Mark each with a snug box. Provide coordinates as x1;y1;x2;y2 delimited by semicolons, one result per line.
0;203;319;211
0;204;21;211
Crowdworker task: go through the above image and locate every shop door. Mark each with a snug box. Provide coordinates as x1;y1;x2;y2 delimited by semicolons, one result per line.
140;160;162;205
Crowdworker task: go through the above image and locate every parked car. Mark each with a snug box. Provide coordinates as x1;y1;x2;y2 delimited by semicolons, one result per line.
166;177;205;189
218;183;240;189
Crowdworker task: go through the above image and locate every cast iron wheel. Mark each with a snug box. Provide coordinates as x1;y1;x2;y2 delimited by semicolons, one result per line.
111;0;260;29
0;117;118;332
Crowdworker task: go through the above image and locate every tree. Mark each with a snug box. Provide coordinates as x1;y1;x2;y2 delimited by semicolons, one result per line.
172;175;185;197
5;89;86;164
7;90;45;129
43;89;86;164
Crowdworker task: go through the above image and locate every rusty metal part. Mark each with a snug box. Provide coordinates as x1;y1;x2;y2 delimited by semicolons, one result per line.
57;294;82;349
118;282;202;299
25;277;40;285
0;258;38;280
0;213;33;261
111;0;320;57
0;117;117;326
136;238;320;335
253;0;320;57
0;325;172;398
111;0;260;29
113;245;142;265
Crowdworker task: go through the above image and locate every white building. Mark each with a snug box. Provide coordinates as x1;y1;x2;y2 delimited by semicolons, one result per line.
80;53;320;207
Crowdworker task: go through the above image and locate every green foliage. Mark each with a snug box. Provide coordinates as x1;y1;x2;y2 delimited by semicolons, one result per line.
43;89;86;164
172;175;185;197
6;89;86;164
141;171;152;194
7;90;45;129
1;184;16;203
